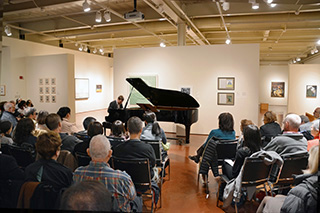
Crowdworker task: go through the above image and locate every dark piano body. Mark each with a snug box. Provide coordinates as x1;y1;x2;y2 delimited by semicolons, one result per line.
105;78;200;143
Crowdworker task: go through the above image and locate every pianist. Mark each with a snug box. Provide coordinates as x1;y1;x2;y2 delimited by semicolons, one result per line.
107;95;124;113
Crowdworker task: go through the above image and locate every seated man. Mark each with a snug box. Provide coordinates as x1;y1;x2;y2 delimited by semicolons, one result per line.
264;113;308;155
104;95;125;129
0;102;17;131
113;116;160;203
73;135;138;212
45;113;82;154
74;117;96;140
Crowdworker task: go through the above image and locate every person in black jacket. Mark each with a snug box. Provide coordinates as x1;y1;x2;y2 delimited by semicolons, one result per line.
260;111;282;147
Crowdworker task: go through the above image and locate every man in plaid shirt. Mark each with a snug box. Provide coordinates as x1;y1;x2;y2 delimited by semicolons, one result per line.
73;135;138;212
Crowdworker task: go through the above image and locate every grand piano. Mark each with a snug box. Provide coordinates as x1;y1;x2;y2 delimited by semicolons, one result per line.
105;78;200;143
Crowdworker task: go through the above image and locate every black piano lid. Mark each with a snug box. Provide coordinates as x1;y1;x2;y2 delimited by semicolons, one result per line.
126;78;200;108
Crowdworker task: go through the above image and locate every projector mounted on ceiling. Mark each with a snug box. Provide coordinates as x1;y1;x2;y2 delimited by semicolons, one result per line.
124;0;145;22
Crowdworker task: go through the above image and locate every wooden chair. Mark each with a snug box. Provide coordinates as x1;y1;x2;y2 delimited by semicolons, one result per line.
111;157;155;212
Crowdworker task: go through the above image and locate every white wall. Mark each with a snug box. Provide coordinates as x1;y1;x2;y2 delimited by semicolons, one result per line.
114;44;260;136
1;37;113;116
288;64;320;115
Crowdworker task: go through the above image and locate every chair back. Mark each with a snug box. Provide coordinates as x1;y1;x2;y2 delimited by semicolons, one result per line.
0;143;11;155
9;144;35;168
111;157;152;192
75;152;91;167
57;150;78;171
241;157;272;186
107;136;125;150
73;132;90;141
141;139;162;166
216;139;238;164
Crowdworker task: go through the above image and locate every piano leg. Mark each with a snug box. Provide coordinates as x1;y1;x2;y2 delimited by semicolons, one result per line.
185;124;191;144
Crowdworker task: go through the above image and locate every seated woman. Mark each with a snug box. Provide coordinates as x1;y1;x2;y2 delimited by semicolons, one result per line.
237;119;254;149
257;144;318;213
57;106;79;135
74;121;103;155
13;118;37;147
34;110;49;137
140;111;167;144
24;131;73;190
189;112;236;163
109;120;128;140
260;111;281;147
0;120;14;145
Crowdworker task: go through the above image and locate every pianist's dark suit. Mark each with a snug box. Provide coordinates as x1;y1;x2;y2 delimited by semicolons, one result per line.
108;100;123;113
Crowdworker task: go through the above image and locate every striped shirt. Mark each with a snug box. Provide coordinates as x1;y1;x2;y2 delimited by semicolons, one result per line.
73;161;136;212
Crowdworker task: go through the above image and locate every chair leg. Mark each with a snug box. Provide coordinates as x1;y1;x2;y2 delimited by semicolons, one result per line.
235;201;238;213
203;174;209;198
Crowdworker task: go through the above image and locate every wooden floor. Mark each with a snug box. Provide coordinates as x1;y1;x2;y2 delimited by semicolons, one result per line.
76;110;259;213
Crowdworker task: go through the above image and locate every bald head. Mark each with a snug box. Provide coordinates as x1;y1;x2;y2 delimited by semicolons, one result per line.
88;135;112;161
283;114;301;132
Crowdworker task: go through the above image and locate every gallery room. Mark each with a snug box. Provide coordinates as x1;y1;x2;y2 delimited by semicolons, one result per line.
1;1;319;212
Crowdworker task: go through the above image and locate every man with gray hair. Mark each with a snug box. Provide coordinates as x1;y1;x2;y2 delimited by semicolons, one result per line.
264;113;307;155
73;135;137;212
0;102;17;130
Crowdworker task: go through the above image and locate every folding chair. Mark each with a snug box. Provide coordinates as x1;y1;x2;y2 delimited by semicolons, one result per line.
75;152;91;167
107;136;125;150
270;154;308;194
142;139;170;208
216;139;238;167
9;144;36;168
73;132;90;141
218;157;273;213
111;157;155;212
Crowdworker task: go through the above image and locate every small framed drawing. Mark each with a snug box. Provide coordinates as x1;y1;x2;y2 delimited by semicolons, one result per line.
181;87;191;95
40;95;44;103
45;78;50;85
218;93;234;105
96;85;102;93
51;78;56;85
52;95;56;103
39;87;44;94
45;95;50;103
271;82;285;98
0;85;6;96
218;77;235;90
306;85;317;98
39;78;43;85
51;87;56;94
45;87;50;94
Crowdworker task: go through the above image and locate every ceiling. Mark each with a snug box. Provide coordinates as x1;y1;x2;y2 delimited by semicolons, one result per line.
2;0;320;64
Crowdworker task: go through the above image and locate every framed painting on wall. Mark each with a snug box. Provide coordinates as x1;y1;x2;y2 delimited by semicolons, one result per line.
218;93;234;105
218;77;235;90
271;82;285;98
40;95;44;103
181;87;191;95
306;85;317;98
75;78;89;99
96;85;102;93
0;85;6;96
52;95;56;103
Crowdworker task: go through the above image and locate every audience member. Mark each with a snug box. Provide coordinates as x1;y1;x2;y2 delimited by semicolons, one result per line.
57;106;79;135
189;112;236;163
76;116;96;136
25;131;73;190
260;111;282;147
237;119;254;149
0;120;14;145
60;180;112;211
45;113;81;154
25;108;37;124
257;145;319;213
13;118;37;147
109;120;127;139
0;145;25;181
16;100;27;117
0;102;18;130
0;101;6;118
313;107;320;119
74;121;103;155
108;95;124;113
307;119;319;151
264;113;307;155
141;111;167;144
299;115;314;140
73;135;137;212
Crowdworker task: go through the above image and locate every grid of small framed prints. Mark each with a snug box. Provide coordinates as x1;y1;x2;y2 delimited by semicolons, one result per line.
39;78;56;103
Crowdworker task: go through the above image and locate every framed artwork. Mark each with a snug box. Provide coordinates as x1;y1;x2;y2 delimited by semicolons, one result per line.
181;87;191;95
218;77;235;90
40;95;44;103
51;87;56;94
45;87;50;94
52;95;56;103
96;85;102;93
271;82;285;98
51;78;56;85
75;78;89;99
218;93;234;105
39;78;43;85
0;85;6;96
39;87;44;94
45;78;50;85
45;95;50;103
306;85;317;98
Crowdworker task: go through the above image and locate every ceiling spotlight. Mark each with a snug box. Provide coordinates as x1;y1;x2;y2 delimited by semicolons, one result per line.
95;11;102;22
99;47;104;53
296;57;301;62
315;48;319;53
317;40;320;45
270;3;276;7
267;0;273;3
104;10;111;22
84;45;88;52
83;0;90;12
252;3;259;9
293;59;296;63
222;2;230;11
79;45;83;51
311;49;315;55
225;38;231;44
4;25;12;36
93;48;97;54
160;42;166;47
